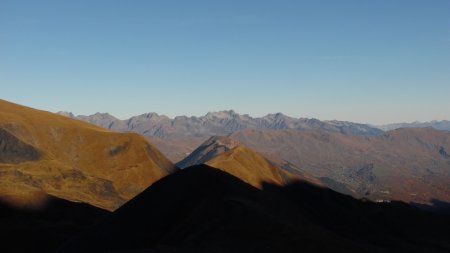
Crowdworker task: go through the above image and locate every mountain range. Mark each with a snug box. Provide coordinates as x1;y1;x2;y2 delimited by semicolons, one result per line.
379;120;450;131
58;110;450;204
1;99;450;252
58;110;384;162
59;111;450;164
61;110;384;137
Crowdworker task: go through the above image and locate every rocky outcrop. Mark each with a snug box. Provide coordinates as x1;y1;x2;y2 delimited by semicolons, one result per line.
439;146;450;158
0;128;41;163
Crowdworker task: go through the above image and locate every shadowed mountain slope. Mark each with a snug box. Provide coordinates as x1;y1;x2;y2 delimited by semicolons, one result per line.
0;99;177;210
0;193;108;253
231;128;450;204
58;165;450;253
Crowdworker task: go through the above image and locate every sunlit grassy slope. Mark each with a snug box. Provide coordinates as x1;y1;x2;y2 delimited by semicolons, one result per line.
0;99;176;210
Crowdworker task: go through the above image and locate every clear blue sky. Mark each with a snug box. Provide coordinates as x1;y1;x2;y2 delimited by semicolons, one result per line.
1;0;449;124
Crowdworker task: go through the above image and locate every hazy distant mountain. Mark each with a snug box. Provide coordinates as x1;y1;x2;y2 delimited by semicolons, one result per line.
59;110;384;162
56;111;75;118
230;127;450;204
1;99;177;211
61;110;383;137
379;120;450;131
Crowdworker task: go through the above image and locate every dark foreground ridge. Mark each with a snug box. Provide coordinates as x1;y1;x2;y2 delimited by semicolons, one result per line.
0;195;109;253
58;165;450;253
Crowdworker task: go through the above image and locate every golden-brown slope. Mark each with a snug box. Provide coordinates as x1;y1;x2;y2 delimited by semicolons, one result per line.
176;136;240;169
205;145;298;188
0;99;176;210
178;136;321;188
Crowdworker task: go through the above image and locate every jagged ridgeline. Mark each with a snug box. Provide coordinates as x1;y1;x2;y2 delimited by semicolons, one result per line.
59;110;384;162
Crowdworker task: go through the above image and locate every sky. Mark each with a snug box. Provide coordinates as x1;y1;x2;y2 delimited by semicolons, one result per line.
1;0;449;125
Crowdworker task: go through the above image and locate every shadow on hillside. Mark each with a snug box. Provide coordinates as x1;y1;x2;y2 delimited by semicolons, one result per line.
0;196;109;253
57;165;450;253
411;199;450;214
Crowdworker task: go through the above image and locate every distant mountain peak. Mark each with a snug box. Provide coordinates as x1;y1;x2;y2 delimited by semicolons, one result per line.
264;112;286;118
379;120;450;131
57;111;75;118
91;112;116;118
145;112;159;118
203;135;240;149
129;112;170;121
205;110;237;119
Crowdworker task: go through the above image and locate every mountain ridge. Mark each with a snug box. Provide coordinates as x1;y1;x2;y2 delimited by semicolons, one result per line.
0;99;177;211
58;165;450;253
379;120;450;131
230;127;450;204
176;136;316;188
59;110;384;137
58;110;384;162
